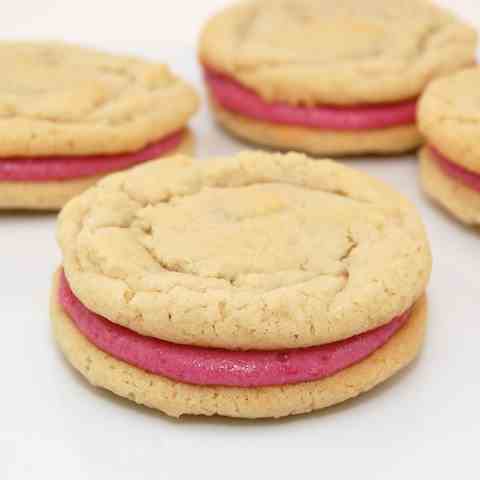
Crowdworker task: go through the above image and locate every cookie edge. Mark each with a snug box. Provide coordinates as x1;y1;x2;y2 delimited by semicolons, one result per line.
420;147;480;226
209;98;423;156
0;129;195;211
51;269;427;419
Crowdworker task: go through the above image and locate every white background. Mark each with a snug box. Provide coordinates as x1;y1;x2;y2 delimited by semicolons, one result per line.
1;1;479;479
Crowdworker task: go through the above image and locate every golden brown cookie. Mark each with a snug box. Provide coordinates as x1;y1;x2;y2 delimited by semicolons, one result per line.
0;42;199;210
418;68;480;226
52;152;431;418
199;0;476;156
58;152;431;349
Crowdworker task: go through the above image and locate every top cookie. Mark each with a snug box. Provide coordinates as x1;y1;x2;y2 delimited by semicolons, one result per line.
199;0;476;105
0;42;198;157
58;152;431;350
419;67;480;174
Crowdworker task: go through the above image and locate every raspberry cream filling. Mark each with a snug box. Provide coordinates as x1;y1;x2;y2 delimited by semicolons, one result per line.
429;146;480;193
0;130;184;182
204;68;417;130
59;271;411;388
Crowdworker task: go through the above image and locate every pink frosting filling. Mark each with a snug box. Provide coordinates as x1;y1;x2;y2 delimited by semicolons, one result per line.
204;67;417;130
59;271;410;387
429;146;480;193
0;130;184;182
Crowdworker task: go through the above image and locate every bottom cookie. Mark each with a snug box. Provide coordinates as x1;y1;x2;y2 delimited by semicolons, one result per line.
51;271;427;419
0;130;194;211
420;148;480;226
210;99;422;157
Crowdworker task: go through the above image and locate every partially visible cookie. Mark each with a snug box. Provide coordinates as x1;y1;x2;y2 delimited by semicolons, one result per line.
0;42;199;210
418;67;480;226
52;152;431;418
199;0;476;156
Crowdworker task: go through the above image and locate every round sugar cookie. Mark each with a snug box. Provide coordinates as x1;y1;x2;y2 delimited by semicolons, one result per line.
200;0;476;106
418;68;480;226
57;151;432;350
0;41;198;210
199;0;475;155
0;41;198;156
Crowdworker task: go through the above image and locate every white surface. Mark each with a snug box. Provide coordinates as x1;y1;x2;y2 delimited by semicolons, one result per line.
1;1;479;479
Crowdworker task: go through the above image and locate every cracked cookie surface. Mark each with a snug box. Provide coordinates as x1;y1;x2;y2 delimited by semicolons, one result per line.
199;0;476;105
58;152;431;350
0;42;198;156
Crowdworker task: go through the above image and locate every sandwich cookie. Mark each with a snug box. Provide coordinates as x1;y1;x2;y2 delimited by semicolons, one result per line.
0;42;198;210
199;0;476;156
419;67;480;226
52;152;432;418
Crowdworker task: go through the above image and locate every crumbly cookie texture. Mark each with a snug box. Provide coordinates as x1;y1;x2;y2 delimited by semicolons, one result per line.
58;152;431;350
51;271;427;419
0;42;199;157
210;99;423;156
420;148;480;226
419;67;480;174
199;0;476;105
0;131;194;211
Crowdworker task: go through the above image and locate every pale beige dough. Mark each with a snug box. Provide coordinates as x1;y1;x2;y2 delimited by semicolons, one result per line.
0;42;198;156
57;151;431;350
420;148;480;226
199;0;476;105
210;99;423;156
51;270;427;419
418;67;480;174
0;130;194;211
